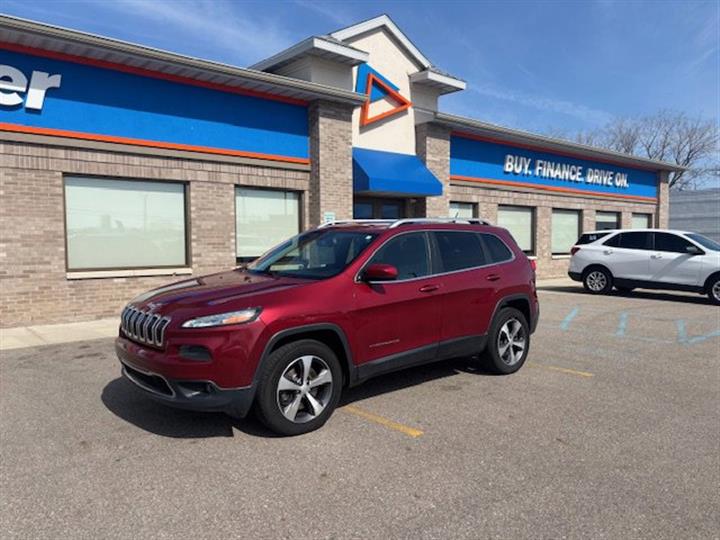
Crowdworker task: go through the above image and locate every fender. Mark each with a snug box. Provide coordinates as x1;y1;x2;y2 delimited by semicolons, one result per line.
253;323;359;388
489;293;538;334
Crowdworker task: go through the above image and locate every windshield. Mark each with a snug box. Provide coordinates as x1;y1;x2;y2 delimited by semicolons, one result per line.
686;233;720;251
248;229;379;279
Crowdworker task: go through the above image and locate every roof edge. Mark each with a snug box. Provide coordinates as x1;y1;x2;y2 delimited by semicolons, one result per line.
435;112;686;172
250;36;369;72
0;14;367;105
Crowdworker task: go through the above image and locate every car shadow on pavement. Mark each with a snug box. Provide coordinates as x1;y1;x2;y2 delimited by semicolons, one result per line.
102;357;494;439
539;285;711;305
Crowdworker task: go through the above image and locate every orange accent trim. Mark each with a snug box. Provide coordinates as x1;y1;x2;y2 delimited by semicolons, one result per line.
360;74;412;126
0;123;311;165
0;41;308;107
449;174;658;203
451;131;660;172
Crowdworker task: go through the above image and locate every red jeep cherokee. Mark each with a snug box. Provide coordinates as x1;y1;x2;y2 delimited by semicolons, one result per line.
116;218;539;435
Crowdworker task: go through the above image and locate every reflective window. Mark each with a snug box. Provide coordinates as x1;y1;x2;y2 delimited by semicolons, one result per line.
596;211;620;231
497;206;535;255
552;209;581;255
433;231;487;272
236;188;300;260
631;213;652;229
64;177;187;270
482;234;514;263
654;232;694;253
577;232;610;245
367;233;429;280
620;232;652;250
449;202;476;219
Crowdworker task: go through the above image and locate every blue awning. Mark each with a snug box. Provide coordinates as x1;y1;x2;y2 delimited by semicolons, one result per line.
353;147;443;197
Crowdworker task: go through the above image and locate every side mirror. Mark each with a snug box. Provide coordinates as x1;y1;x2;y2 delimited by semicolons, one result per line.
686;245;704;256
362;263;398;282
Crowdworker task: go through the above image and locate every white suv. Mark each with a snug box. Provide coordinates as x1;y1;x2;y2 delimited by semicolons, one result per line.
568;229;720;305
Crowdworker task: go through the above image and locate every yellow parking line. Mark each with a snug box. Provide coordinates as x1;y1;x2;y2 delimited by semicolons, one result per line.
527;363;594;378
341;404;424;438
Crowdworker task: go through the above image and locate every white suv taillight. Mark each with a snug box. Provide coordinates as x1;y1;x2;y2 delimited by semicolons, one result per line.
570;246;581;256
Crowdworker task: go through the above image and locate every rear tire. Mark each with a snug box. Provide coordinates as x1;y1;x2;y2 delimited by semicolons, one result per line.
707;276;720;306
255;339;342;436
583;267;613;294
479;307;530;374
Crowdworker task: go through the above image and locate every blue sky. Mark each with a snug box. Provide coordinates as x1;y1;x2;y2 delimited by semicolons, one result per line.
2;0;718;135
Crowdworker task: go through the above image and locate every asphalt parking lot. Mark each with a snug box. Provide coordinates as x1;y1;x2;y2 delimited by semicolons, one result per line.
1;286;718;539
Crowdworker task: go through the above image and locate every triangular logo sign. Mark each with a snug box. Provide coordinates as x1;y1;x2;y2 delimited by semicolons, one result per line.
360;74;412;126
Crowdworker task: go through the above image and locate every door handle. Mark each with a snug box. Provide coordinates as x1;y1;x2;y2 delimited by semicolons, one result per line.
486;274;501;282
651;254;663;259
419;284;440;293
603;249;613;255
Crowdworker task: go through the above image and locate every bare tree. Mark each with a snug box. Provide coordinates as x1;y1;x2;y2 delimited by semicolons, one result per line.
552;111;719;190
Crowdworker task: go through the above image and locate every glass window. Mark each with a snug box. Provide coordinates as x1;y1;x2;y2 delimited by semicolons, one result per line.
631;213;652;229
64;177;187;270
433;231;487;272
552;209;581;255
620;232;652;250
367;232;429;280
497;206;534;255
577;232;610;245
236;188;300;260
353;202;373;219
249;229;377;280
449;202;476;219
595;211;620;231
653;232;694;253
482;234;513;263
686;233;720;251
603;233;621;247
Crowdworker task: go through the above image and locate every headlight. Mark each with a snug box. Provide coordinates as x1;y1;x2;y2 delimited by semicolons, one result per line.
181;307;262;328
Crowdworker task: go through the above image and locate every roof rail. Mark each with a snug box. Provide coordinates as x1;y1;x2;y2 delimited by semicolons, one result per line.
318;217;491;228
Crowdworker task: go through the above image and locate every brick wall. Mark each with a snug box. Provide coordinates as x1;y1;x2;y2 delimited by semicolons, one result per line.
415;123;451;218
308;100;354;226
0;141;309;327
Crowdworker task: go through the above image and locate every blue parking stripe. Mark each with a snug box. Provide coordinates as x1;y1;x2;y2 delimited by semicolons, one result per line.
560;307;580;330
676;320;688;344
616;312;629;337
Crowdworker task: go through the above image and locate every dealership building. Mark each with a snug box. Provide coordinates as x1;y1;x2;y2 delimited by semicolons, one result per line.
0;14;682;327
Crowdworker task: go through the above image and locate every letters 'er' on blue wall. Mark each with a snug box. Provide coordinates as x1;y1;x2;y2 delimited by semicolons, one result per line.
0;49;310;161
450;135;659;200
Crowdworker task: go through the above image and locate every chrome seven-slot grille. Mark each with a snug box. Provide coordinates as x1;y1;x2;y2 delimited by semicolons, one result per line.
121;306;170;348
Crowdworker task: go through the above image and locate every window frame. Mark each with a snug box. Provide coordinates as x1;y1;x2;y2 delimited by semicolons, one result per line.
652;232;696;254
359;231;433;282
235;185;303;264
497;205;536;256
631;213;653;229
63;175;191;273
551;208;582;256
430;230;489;273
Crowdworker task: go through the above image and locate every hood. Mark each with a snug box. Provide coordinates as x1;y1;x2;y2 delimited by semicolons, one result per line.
129;270;312;312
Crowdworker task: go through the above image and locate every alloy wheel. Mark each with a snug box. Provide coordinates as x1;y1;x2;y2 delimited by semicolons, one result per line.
586;271;607;292
276;355;333;423
712;280;720;302
497;318;526;366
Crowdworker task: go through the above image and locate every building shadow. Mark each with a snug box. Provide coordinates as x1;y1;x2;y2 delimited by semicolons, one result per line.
101;356;492;439
539;285;711;306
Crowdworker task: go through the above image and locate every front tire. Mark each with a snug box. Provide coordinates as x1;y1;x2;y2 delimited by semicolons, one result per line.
255;339;342;436
480;307;530;374
583;267;613;294
708;276;720;306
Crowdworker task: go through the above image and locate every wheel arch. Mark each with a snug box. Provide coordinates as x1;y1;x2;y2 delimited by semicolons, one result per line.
703;271;720;292
256;324;356;388
582;263;614;280
491;293;534;333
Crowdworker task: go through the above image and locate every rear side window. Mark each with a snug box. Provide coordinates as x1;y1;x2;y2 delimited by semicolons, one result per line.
654;232;694;253
368;232;429;280
576;232;610;245
482;234;514;264
603;232;652;250
433;231;487;272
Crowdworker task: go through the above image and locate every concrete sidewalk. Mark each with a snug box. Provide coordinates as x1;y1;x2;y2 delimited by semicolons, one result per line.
1;318;118;351
0;278;580;352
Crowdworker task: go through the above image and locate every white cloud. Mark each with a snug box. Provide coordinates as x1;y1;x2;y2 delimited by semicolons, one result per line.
466;82;613;126
94;0;295;64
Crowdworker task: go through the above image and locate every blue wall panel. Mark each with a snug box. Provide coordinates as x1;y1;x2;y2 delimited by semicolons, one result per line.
450;135;658;199
0;49;309;159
